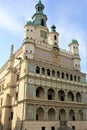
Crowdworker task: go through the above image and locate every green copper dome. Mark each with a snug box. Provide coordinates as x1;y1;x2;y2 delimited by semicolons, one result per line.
51;25;56;32
26;20;33;25
69;39;79;46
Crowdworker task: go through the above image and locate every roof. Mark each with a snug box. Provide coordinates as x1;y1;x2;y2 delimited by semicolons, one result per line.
69;39;79;46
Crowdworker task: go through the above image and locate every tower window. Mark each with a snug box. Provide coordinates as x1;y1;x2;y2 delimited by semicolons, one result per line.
41;19;45;26
11;112;13;120
54;35;57;40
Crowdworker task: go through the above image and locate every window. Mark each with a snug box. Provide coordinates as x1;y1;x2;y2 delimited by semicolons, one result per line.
72;126;75;130
11;112;13;120
70;74;73;81
36;114;38;120
27;29;29;31
51;126;55;130
47;69;50;76
52;70;55;77
62;72;65;79
36;66;40;74
42;127;45;130
78;76;80;82
41;19;45;26
57;71;60;78
17;74;19;81
54;35;57;40
36;89;40;97
42;68;45;75
66;73;69;80
15;93;18;101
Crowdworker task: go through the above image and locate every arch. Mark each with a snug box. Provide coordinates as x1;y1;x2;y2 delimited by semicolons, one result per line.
78;76;80;82
74;75;77;82
41;19;45;26
69;109;75;121
59;109;66;121
36;66;40;74
78;110;83;121
76;92;81;102
70;74;73;81
52;70;55;77
48;88;55;100
36;87;44;98
58;90;65;101
68;91;74;101
66;73;69;80
42;68;45;75
54;35;57;40
61;72;65;79
47;69;50;76
36;107;44;121
57;71;60;78
48;108;56;121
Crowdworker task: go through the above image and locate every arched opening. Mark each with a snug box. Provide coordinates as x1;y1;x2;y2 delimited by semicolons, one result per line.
78;76;80;82
78;110;83;121
70;74;73;81
59;109;66;121
36;87;44;98
57;71;60;78
61;72;65;79
68;91;74;101
48;89;55;100
69;109;75;121
47;69;50;76
36;107;44;121
66;73;69;80
54;35;57;40
41;19;45;26
52;70;55;77
42;68;45;75
58;90;65;101
36;66;40;74
48;108;56;121
74;75;76;82
76;93;81;102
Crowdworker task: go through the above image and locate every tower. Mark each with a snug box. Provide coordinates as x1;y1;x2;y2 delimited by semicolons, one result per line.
32;0;47;27
69;39;80;70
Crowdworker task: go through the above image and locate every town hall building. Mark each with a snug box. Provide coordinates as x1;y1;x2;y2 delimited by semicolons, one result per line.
0;0;87;130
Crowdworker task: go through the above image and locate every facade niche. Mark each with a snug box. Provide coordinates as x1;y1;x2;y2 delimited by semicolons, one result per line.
68;92;74;102
76;93;81;102
69;109;75;121
59;109;66;121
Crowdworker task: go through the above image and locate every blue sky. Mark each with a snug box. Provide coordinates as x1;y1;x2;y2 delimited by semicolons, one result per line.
0;0;87;75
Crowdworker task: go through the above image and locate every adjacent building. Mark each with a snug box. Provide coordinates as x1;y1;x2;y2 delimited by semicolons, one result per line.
0;0;87;130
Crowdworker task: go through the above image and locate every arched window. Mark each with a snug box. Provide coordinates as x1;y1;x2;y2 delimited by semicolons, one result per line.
36;107;44;121
48;108;56;121
66;73;69;80
78;110;83;121
58;90;65;101
47;69;50;76
68;91;74;101
52;70;55;77
36;87;44;98
62;72;65;79
54;35;57;40
69;109;75;121
36;66;40;74
57;71;60;78
74;75;76;81
42;68;45;75
48;89;55;100
70;74;73;81
41;19;45;26
59;109;66;121
76;93;81;102
78;76;80;82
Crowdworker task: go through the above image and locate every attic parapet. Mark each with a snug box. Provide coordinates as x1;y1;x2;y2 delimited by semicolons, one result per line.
60;48;73;55
36;40;51;49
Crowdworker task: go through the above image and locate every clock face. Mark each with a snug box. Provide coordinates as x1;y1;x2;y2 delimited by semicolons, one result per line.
52;47;59;56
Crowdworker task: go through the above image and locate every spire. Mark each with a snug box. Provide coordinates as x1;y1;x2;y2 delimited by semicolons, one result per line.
10;44;14;55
